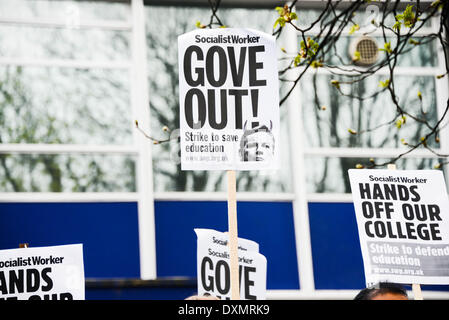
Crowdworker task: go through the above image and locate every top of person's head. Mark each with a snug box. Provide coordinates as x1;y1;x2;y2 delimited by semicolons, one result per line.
241;124;273;138
354;282;408;300
185;293;220;300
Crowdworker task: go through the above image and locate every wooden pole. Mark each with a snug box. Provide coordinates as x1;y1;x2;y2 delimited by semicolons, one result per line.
412;283;424;300
227;170;240;300
387;163;423;300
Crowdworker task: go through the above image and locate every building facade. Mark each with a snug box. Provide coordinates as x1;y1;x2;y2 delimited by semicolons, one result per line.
0;0;448;299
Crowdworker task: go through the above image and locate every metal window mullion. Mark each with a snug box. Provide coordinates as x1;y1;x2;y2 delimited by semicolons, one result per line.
283;7;316;293
307;193;354;203
0;192;139;203
130;0;157;280
0;18;132;31
434;13;449;188
304;147;445;158
0;57;130;69
300;26;436;38
0;143;138;155
292;65;442;76
153;192;295;202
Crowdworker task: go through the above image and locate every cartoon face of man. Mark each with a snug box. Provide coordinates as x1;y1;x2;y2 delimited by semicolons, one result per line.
239;122;275;162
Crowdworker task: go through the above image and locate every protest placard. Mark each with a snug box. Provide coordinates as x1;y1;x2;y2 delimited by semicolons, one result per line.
195;228;267;300
178;28;280;171
0;244;84;300
178;27;280;300
348;169;449;287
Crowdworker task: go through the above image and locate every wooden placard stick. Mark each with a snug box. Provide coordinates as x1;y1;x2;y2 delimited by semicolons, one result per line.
387;163;423;300
227;170;240;300
412;283;424;300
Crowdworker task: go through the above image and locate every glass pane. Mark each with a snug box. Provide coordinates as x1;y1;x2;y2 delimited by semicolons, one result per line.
214;7;278;33
301;74;438;149
0;66;133;145
0;0;130;21
0;25;130;61
305;157;444;193
295;7;433;30
146;5;291;192
0;153;136;192
323;36;438;67
392;36;438;67
293;7;437;68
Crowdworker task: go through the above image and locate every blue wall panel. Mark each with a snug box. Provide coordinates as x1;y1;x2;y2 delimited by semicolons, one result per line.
1;201;448;296
154;200;299;290
0;202;141;278
308;202;366;290
308;202;449;292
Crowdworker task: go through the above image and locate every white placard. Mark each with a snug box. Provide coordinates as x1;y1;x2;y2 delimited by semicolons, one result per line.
0;244;85;300
349;169;449;286
195;228;267;300
195;228;259;252
178;28;280;171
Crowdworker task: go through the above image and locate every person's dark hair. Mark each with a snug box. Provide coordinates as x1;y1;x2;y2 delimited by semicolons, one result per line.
354;282;408;300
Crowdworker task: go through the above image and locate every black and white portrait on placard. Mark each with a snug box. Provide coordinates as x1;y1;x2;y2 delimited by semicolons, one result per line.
239;120;275;163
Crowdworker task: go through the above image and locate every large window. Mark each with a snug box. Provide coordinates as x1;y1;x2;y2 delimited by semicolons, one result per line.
293;6;448;196
0;0;136;194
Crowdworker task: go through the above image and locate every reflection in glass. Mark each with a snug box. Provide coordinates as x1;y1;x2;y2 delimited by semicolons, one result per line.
0;66;132;145
302;75;438;149
295;7;433;31
323;36;437;67
294;8;397;29
145;6;291;192
305;157;444;193
0;0;130;21
0;25;130;61
293;8;437;69
0;153;136;192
